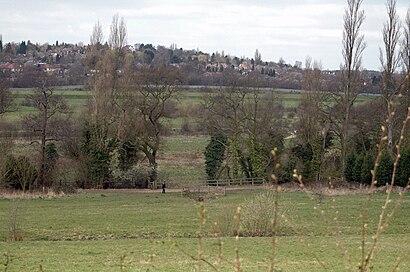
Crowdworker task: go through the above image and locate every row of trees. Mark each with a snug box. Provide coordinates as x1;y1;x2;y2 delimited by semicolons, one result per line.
204;0;410;185
1;1;409;191
75;15;184;187
1;15;183;190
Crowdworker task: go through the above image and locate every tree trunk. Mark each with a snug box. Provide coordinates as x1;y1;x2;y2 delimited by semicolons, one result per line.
341;103;351;181
38;106;48;193
387;101;394;157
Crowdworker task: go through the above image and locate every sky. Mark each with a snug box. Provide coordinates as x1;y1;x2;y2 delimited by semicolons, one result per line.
0;0;409;70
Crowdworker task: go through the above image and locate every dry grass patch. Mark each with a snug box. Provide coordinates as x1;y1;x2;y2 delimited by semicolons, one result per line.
0;190;66;199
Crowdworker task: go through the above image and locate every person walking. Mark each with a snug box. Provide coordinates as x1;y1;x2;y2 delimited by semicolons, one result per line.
162;180;166;193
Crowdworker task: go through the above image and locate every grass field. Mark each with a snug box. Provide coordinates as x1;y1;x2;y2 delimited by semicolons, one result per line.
158;135;208;184
3;88;378;125
1;87;396;271
0;190;409;271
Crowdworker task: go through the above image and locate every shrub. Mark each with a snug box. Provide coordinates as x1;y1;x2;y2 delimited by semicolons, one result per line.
110;165;151;189
396;148;410;187
352;154;363;183
279;154;297;183
361;152;374;185
204;133;228;180
375;152;393;186
212;208;237;236
344;152;356;182
291;143;313;181
180;119;192;135
241;191;277;236
118;141;139;171
81;121;117;186
2;155;37;191
44;142;59;187
7;200;24;241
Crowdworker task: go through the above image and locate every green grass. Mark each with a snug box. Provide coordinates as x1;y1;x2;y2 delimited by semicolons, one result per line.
3;89;90;122
158;135;209;183
0;190;409;271
3;88;377;124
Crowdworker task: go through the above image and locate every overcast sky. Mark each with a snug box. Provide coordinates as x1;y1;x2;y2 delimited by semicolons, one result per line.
0;0;409;70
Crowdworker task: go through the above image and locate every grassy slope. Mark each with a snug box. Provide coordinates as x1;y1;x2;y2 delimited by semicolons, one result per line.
0;190;409;271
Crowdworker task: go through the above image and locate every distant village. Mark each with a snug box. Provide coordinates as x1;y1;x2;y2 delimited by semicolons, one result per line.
0;36;382;92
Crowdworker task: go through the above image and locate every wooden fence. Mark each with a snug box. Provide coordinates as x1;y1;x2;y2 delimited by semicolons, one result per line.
150;178;265;190
201;178;265;187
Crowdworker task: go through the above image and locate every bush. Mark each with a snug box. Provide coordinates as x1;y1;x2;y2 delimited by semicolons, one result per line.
81;121;117;186
361;152;374;185
376;152;393;186
118;141;140;171
110;165;151;189
396;148;410;187
45;142;59;187
279;154;297;183
180;119;192;135
344;152;356;182
204;133;228;180
352;154;363;183
241;191;277;236
290;143;313;181
2;155;37;191
212;208;237;236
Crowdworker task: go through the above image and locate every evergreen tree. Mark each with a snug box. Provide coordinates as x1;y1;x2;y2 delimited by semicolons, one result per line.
396;148;410;187
81;121;117;187
248;138;265;178
204;133;227;181
17;41;27;54
361;152;374;184
344;152;356;182
44;142;58;187
118;141;139;171
376;152;393;186
352;154;363;183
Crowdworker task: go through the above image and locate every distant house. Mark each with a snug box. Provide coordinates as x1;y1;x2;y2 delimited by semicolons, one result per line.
0;62;23;73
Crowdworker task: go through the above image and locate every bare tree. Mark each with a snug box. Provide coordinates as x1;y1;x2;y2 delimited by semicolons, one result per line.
204;76;248;178
297;58;329;181
204;73;284;179
379;0;401;156
88;14;128;133
23;85;68;191
335;0;366;179
83;15;132;187
133;66;182;181
90;20;104;46
108;14;127;51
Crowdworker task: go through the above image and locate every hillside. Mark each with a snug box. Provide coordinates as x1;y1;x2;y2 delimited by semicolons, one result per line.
0;40;381;92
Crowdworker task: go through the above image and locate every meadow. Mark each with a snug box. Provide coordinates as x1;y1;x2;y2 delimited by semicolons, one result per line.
0;190;409;271
2;87;377;185
3;87;377;123
3;87;405;271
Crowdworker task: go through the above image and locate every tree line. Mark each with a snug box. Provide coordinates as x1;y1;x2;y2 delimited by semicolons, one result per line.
0;0;409;191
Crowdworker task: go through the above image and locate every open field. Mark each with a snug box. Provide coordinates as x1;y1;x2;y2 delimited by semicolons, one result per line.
2;88;378;125
158;135;208;184
0;190;409;271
